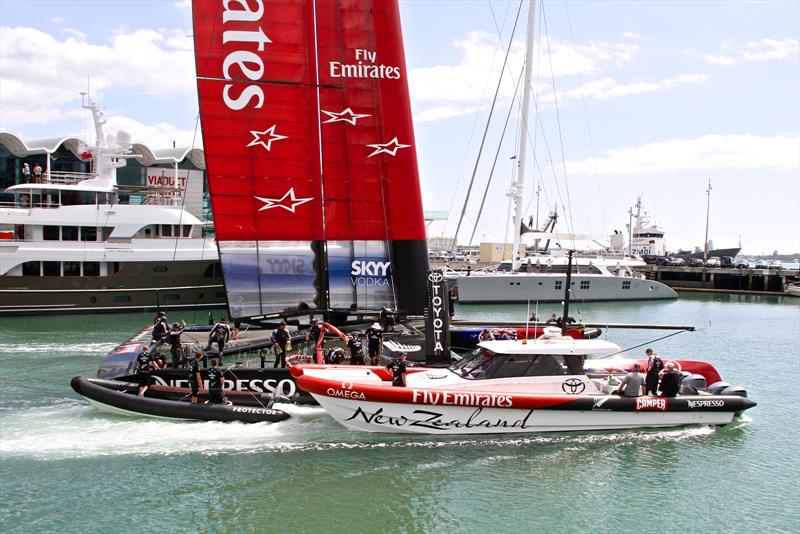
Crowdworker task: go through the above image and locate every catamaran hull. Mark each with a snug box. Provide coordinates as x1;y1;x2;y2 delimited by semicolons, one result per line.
310;395;745;435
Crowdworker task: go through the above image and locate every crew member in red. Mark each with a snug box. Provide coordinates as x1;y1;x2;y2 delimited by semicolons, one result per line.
386;353;408;387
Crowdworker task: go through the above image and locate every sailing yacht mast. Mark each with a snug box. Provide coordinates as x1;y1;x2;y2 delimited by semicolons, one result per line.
510;0;537;272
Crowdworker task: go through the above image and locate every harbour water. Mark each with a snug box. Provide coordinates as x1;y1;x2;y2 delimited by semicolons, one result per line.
1;294;798;533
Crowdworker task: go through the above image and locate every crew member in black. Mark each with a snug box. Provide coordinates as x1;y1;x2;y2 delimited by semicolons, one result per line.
206;359;225;404
347;333;365;365
365;322;383;365
152;315;168;351
386;353;408;387
136;350;154;396
206;318;231;365
305;319;324;349
659;361;682;398
166;321;187;368
188;352;203;404
327;347;345;364
448;288;457;318
271;321;291;368
644;348;664;395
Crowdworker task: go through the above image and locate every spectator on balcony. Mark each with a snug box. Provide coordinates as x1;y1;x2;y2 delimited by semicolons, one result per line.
32;163;43;183
21;162;31;182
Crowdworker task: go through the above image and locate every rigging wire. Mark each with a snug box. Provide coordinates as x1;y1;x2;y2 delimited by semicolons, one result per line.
540;3;575;244
452;0;524;245
439;0;514;243
468;62;524;246
601;330;689;360
563;0;606;235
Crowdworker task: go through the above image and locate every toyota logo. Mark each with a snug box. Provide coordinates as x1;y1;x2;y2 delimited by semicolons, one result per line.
428;272;444;283
561;378;585;394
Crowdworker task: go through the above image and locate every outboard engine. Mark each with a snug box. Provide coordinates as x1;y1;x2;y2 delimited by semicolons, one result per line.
708;381;732;395
721;385;748;398
679;373;708;395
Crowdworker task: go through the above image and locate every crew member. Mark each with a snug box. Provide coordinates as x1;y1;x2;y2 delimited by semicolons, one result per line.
616;363;646;397
207;318;231;364
152;315;168;351
365;322;383;365
347;333;365;365
271;321;290;368
659;362;682;398
188;352;203;404
327;347;345;364
135;350;154;396
305;319;324;349
386;353;408;387
166;321;187;368
448;288;457;318
206;359;225;404
644;348;663;395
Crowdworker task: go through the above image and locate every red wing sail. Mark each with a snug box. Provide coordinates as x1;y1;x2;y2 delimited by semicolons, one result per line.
193;0;428;319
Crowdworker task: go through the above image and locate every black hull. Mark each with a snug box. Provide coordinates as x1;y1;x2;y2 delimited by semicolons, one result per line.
71;377;290;423
675;248;742;259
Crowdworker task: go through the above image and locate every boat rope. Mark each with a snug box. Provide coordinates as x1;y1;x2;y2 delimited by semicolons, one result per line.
221;364;274;410
600;329;689;360
453;0;524;244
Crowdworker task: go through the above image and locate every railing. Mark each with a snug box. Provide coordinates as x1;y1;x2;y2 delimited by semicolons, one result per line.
42;171;95;185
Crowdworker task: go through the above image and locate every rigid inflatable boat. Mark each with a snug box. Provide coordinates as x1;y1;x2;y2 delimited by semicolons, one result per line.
71;377;290;423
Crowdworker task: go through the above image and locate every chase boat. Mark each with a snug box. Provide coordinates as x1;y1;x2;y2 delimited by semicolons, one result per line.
292;328;755;435
71;376;290;423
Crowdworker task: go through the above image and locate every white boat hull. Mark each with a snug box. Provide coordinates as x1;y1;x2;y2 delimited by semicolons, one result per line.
311;395;735;434
456;273;677;303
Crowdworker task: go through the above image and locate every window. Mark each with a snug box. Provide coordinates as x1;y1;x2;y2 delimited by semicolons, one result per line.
112;295;131;303
111;262;121;273
43;226;59;240
554;280;563;290
162;225;172;237
43;261;60;276
83;262;100;276
524;355;567;376
152;265;169;273
580;280;590;290
63;261;81;276
622;280;631;290
182;225;191;238
61;226;79;241
204;262;221;278
101;227;114;240
81;227;98;241
22;261;40;276
164;294;180;301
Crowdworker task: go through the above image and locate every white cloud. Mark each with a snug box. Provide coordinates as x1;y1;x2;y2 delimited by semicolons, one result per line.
408;30;639;117
0;25;195;126
702;54;735;65
559;73;708;101
94;115;201;149
566;134;800;175
622;32;641;39
704;38;799;65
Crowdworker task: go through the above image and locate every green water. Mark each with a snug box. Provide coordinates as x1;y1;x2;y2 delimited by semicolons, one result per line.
1;294;798;533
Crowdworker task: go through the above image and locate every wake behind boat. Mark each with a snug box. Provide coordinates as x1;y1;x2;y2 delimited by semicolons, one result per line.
70;376;290;423
292;329;755;435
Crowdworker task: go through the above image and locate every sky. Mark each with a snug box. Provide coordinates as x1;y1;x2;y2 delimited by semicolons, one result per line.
1;0;798;255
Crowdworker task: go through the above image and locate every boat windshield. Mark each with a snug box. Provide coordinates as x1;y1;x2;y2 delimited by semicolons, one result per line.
450;348;584;380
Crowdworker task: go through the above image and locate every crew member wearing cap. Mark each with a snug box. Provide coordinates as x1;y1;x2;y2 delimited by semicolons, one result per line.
658;362;682;398
386;353;408;387
365;322;383;365
188;351;203;404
